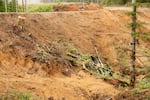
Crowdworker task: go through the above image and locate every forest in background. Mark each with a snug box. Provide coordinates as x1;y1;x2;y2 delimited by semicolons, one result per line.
0;0;150;12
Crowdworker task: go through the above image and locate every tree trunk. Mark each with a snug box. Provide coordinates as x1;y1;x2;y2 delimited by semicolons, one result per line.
25;0;27;12
4;0;7;12
13;0;16;12
16;0;18;12
130;0;137;88
22;0;24;12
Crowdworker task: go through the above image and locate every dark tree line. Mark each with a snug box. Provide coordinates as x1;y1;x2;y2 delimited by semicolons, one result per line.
0;0;27;12
0;0;17;12
100;0;150;5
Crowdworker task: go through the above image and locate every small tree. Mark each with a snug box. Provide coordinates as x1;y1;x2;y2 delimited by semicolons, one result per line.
8;0;17;12
130;0;137;88
4;0;7;12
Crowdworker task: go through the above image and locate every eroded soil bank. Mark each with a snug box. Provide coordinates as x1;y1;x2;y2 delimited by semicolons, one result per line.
0;7;149;99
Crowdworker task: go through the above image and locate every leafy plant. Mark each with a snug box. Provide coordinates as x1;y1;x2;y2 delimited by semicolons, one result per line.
0;90;39;100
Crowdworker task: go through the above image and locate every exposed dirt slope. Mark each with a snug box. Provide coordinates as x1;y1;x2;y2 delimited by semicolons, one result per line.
0;8;150;99
53;3;102;11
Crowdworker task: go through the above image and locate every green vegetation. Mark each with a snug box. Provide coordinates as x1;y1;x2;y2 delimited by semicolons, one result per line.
137;0;150;3
0;0;54;12
28;4;53;12
100;0;127;6
0;0;5;12
139;3;150;7
100;0;150;6
140;32;150;41
0;0;17;12
13;4;53;12
136;79;150;89
0;90;39;100
136;71;150;89
32;42;113;78
0;0;150;12
8;0;17;12
131;89;150;99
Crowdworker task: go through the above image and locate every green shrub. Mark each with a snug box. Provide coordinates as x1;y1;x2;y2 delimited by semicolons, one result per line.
7;1;17;12
100;0;150;6
137;80;150;89
28;4;53;12
0;0;5;12
0;0;16;12
100;0;127;6
137;0;150;3
0;90;39;100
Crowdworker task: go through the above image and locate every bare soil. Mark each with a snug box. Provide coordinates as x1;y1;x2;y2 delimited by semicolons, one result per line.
0;6;150;99
53;3;102;11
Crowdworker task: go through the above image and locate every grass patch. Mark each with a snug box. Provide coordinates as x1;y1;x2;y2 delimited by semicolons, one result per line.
136;80;150;89
100;0;127;6
28;4;53;12
127;3;150;8
140;3;150;7
114;43;130;75
0;90;39;100
17;4;54;12
136;72;150;89
140;32;150;41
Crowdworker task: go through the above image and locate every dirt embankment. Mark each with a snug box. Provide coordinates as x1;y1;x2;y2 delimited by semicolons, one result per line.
53;3;102;11
0;7;150;99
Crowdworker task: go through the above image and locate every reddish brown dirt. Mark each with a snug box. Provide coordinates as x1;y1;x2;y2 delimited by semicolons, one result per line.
114;89;150;100
53;3;102;12
0;7;150;99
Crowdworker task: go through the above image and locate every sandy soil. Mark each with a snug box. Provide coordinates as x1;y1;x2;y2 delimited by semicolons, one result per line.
0;6;150;99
